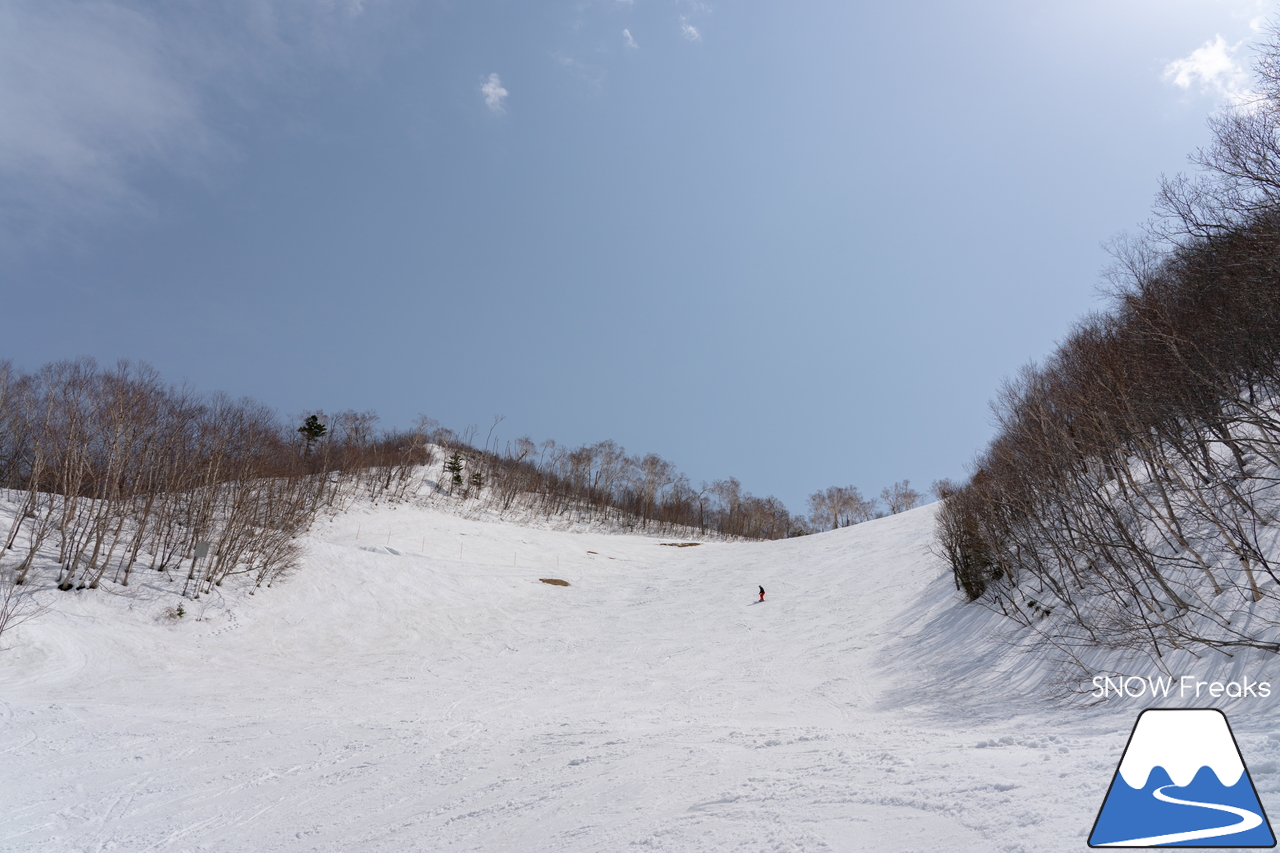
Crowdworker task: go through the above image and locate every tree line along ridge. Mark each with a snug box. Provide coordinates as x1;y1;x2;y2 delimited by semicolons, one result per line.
937;27;1280;661
0;357;925;636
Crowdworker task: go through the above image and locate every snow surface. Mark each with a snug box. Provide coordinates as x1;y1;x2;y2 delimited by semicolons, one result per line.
4;497;1280;852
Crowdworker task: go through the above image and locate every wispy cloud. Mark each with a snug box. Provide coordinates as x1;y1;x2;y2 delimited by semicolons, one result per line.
0;0;384;246
1164;35;1255;106
481;73;509;114
677;1;709;43
0;2;207;240
623;28;638;50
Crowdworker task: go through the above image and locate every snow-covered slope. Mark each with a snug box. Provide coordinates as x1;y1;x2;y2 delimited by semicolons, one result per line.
3;499;1280;851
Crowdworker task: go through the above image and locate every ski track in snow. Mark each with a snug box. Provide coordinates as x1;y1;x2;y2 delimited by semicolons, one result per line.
1;501;1279;851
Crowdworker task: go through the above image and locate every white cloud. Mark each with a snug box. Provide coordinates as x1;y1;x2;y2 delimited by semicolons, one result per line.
481;73;509;114
1164;35;1254;106
623;28;638;50
677;2;708;43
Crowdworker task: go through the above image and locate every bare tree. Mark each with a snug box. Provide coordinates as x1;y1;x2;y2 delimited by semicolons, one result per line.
806;485;877;530
0;567;41;648
880;480;921;514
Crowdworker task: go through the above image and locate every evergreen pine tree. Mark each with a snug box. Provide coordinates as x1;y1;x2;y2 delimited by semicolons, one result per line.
298;415;327;457
444;452;465;493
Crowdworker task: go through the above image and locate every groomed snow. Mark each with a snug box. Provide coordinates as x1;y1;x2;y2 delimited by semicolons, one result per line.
3;498;1280;851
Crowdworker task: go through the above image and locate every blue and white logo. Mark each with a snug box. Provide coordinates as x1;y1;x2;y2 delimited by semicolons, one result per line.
1089;708;1276;847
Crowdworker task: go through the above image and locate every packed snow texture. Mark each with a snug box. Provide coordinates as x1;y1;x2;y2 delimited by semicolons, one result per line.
3;497;1280;851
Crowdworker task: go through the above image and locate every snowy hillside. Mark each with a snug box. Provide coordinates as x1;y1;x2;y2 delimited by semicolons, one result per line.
3;498;1280;851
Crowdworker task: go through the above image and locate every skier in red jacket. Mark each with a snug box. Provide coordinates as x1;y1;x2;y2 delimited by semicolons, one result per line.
759;585;765;602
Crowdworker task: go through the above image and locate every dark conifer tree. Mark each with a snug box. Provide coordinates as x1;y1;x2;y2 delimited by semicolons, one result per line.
444;452;465;493
298;415;327;457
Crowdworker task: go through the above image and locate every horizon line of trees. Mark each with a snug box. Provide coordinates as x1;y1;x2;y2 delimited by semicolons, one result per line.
416;418;930;539
0;356;932;622
802;480;926;532
435;439;792;539
936;26;1280;660
408;421;794;540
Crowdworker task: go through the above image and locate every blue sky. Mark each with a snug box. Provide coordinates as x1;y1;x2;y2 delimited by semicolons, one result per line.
1;0;1270;516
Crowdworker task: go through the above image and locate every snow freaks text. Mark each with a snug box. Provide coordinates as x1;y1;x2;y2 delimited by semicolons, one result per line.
1091;676;1272;701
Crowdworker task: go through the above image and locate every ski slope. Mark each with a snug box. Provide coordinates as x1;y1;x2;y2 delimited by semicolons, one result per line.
3;499;1280;851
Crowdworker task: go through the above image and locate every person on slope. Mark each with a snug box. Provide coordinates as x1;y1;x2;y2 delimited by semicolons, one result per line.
759;585;765;602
